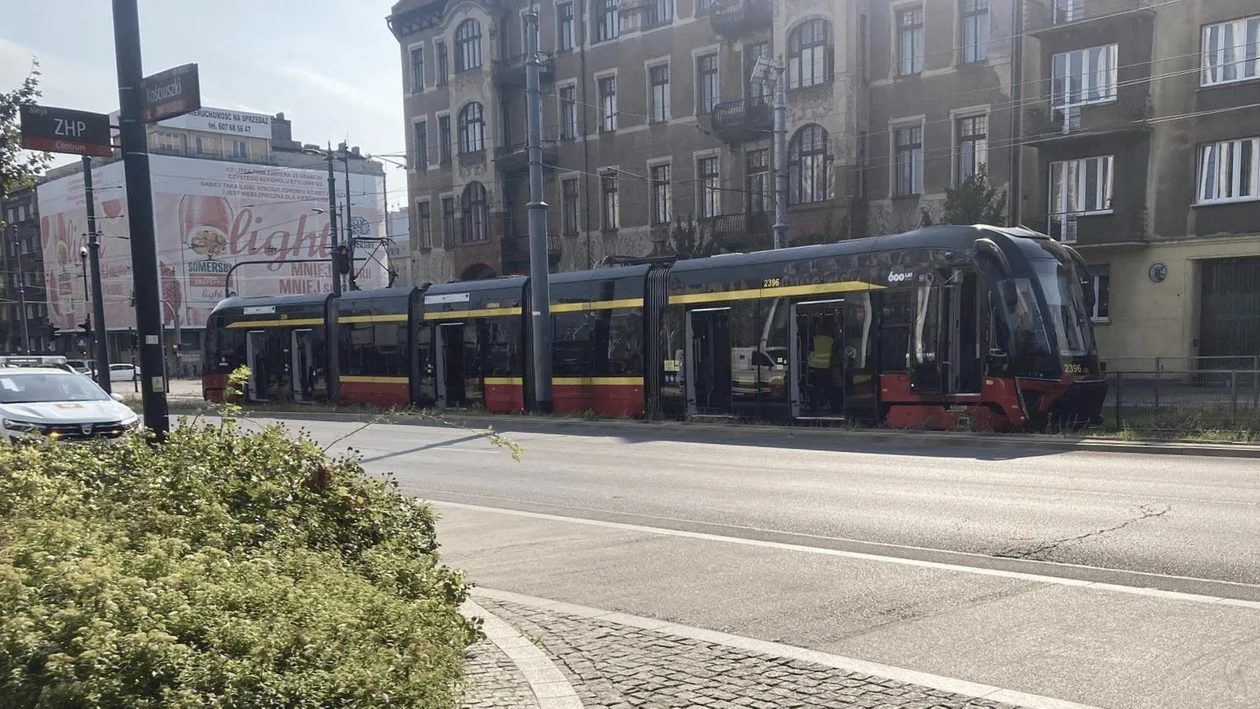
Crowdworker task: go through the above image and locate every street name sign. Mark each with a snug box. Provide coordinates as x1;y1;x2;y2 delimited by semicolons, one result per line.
141;63;201;123
19;105;113;157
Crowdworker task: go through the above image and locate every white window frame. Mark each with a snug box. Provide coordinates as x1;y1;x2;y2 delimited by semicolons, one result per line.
557;2;575;51
596;71;618;133
696;52;720;115
595;0;620;43
561;173;581;235
1088;264;1110;323
557;81;579;140
412;118;429;171
951;107;989;186
599;169;620;230
1201;15;1260;87
1053;0;1083;24
648;159;673;226
231;139;249;159
896;4;925;76
1051;44;1118;132
647;60;671;123
1049;155;1114;243
960;0;989;65
1196;136;1260;205
416;198;433;249
408;42;426;93
696;153;721;219
891;119;924;197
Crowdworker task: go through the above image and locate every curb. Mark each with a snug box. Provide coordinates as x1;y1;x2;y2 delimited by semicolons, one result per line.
168;403;1260;459
462;599;584;709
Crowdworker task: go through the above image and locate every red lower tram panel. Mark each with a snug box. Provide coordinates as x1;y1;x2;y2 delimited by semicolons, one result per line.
880;372;1106;431
339;377;410;409
553;378;646;418
485;379;527;413
202;374;228;403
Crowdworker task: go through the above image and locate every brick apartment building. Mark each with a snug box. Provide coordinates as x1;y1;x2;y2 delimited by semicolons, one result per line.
390;0;1260;365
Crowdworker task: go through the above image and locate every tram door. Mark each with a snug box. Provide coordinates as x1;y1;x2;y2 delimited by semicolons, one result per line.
686;308;732;416
910;270;981;396
245;330;266;401
291;329;315;402
435;323;467;407
791;300;847;418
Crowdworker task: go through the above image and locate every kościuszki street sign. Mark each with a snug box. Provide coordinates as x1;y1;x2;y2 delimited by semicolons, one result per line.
141;63;201;123
18;105;113;157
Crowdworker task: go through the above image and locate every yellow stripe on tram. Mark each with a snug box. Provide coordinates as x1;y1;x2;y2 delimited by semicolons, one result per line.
226;317;324;329
484;377;525;386
340;375;409;384
340;313;408;324
424;306;523;321
668;280;884;306
553;376;644;386
550;298;644;313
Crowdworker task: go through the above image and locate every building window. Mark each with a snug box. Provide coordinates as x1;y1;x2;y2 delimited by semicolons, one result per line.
645;0;673;27
600;172;619;230
746;42;770;100
436;41;449;84
195;136;208;155
1202;15;1260;87
788;19;833;89
231;140;248;159
455;19;482;72
558;3;575;51
441;197;456;248
562;178;580;234
697;54;719;114
410;46;425;92
598;76;617;132
696;0;716;14
595;0;620;42
746;149;770;214
417;201;432;249
698;156;720;218
155;132;185;153
961;0;989;64
649;64;670;123
1049;156;1114;242
1053;0;1083;24
790;125;830;205
458;103;485;154
894;124;924;197
650;164;672;225
461;182;489;243
1088;265;1110;322
898;6;925;76
438;115;452;164
412;121;428;170
1197;137;1260;204
955;115;987;184
1051;44;1118;130
558;86;579;139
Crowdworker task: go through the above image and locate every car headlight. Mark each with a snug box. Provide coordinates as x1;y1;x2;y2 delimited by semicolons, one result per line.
3;419;41;433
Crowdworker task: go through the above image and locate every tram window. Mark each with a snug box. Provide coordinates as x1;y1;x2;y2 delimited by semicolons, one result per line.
553;312;593;376
602;310;642;375
1000;279;1053;359
486;319;522;376
879;291;912;372
914;283;941;365
375;323;405;377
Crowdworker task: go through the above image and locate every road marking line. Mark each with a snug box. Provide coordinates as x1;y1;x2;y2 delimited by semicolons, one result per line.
437;501;1260;610
462;599;585;709
475;588;1102;709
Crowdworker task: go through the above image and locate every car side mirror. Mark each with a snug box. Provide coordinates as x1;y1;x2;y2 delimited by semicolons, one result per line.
110;393;124;403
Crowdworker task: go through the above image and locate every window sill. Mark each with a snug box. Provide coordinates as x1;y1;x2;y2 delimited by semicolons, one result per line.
894;71;924;80
1192;197;1260;208
1197;75;1260;92
1091;318;1110;325
601;228;619;235
454;67;483;75
787;79;834;94
891;193;922;201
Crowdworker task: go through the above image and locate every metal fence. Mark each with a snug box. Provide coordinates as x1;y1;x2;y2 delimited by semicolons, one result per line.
1107;370;1260;431
1104;356;1260;374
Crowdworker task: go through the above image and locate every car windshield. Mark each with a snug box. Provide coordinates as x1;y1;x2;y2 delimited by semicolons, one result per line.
0;372;112;404
1031;257;1095;358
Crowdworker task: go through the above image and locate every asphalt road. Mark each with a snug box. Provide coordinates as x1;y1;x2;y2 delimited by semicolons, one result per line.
224;416;1260;708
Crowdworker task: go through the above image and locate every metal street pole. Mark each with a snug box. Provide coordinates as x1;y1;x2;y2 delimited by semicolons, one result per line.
342;147;358;291
112;0;169;436
525;9;553;413
323;145;341;404
324;145;342;298
772;58;788;250
12;225;30;353
82;156;111;393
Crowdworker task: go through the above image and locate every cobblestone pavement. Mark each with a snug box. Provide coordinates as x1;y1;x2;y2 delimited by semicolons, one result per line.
465;597;1022;709
462;637;541;709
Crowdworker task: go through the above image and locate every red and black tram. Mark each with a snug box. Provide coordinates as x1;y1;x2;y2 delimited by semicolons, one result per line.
203;225;1107;431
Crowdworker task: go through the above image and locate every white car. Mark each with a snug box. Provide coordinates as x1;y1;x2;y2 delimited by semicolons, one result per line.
109;363;138;382
0;367;140;443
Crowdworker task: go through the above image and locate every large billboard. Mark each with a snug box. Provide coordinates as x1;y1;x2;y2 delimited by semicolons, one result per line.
38;155;386;331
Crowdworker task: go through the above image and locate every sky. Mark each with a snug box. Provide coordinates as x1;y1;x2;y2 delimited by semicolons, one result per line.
2;0;409;207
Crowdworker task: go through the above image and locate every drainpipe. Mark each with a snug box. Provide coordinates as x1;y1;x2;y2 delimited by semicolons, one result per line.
1008;0;1024;227
578;0;593;268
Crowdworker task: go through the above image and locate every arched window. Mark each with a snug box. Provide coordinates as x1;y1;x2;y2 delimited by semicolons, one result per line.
458;102;485;154
789;125;829;205
788;19;833;89
461;182;489;243
455;19;482;72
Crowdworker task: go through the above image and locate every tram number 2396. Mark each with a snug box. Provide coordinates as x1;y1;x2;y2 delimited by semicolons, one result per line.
763;278;782;289
1063;363;1084;374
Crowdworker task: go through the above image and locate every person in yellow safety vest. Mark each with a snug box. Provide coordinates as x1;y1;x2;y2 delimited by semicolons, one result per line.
807;330;834;411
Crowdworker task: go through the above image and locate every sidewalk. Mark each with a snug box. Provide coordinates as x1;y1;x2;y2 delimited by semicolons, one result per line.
460;590;1090;709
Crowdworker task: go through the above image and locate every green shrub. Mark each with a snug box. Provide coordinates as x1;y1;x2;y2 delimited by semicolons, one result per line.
0;422;479;708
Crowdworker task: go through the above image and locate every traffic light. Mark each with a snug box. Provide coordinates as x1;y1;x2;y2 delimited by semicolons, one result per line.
335;245;351;275
79;316;92;338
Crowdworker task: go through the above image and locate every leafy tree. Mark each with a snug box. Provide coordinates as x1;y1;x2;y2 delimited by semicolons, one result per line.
669;216;717;258
939;165;1008;226
0;60;51;230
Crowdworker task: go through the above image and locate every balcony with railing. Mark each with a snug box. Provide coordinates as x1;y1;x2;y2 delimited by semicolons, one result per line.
709;0;772;38
1024;0;1156;36
702;212;773;252
709;97;772;144
1039;207;1147;248
493;53;555;87
1024;91;1152;146
500;232;562;270
494;140;559;173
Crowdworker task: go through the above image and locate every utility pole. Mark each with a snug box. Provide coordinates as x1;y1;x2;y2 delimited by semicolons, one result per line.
342;146;357;291
11;225;30;353
525;7;553;413
112;0;169;436
325;144;342;298
82;156;111;393
772;57;788;250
